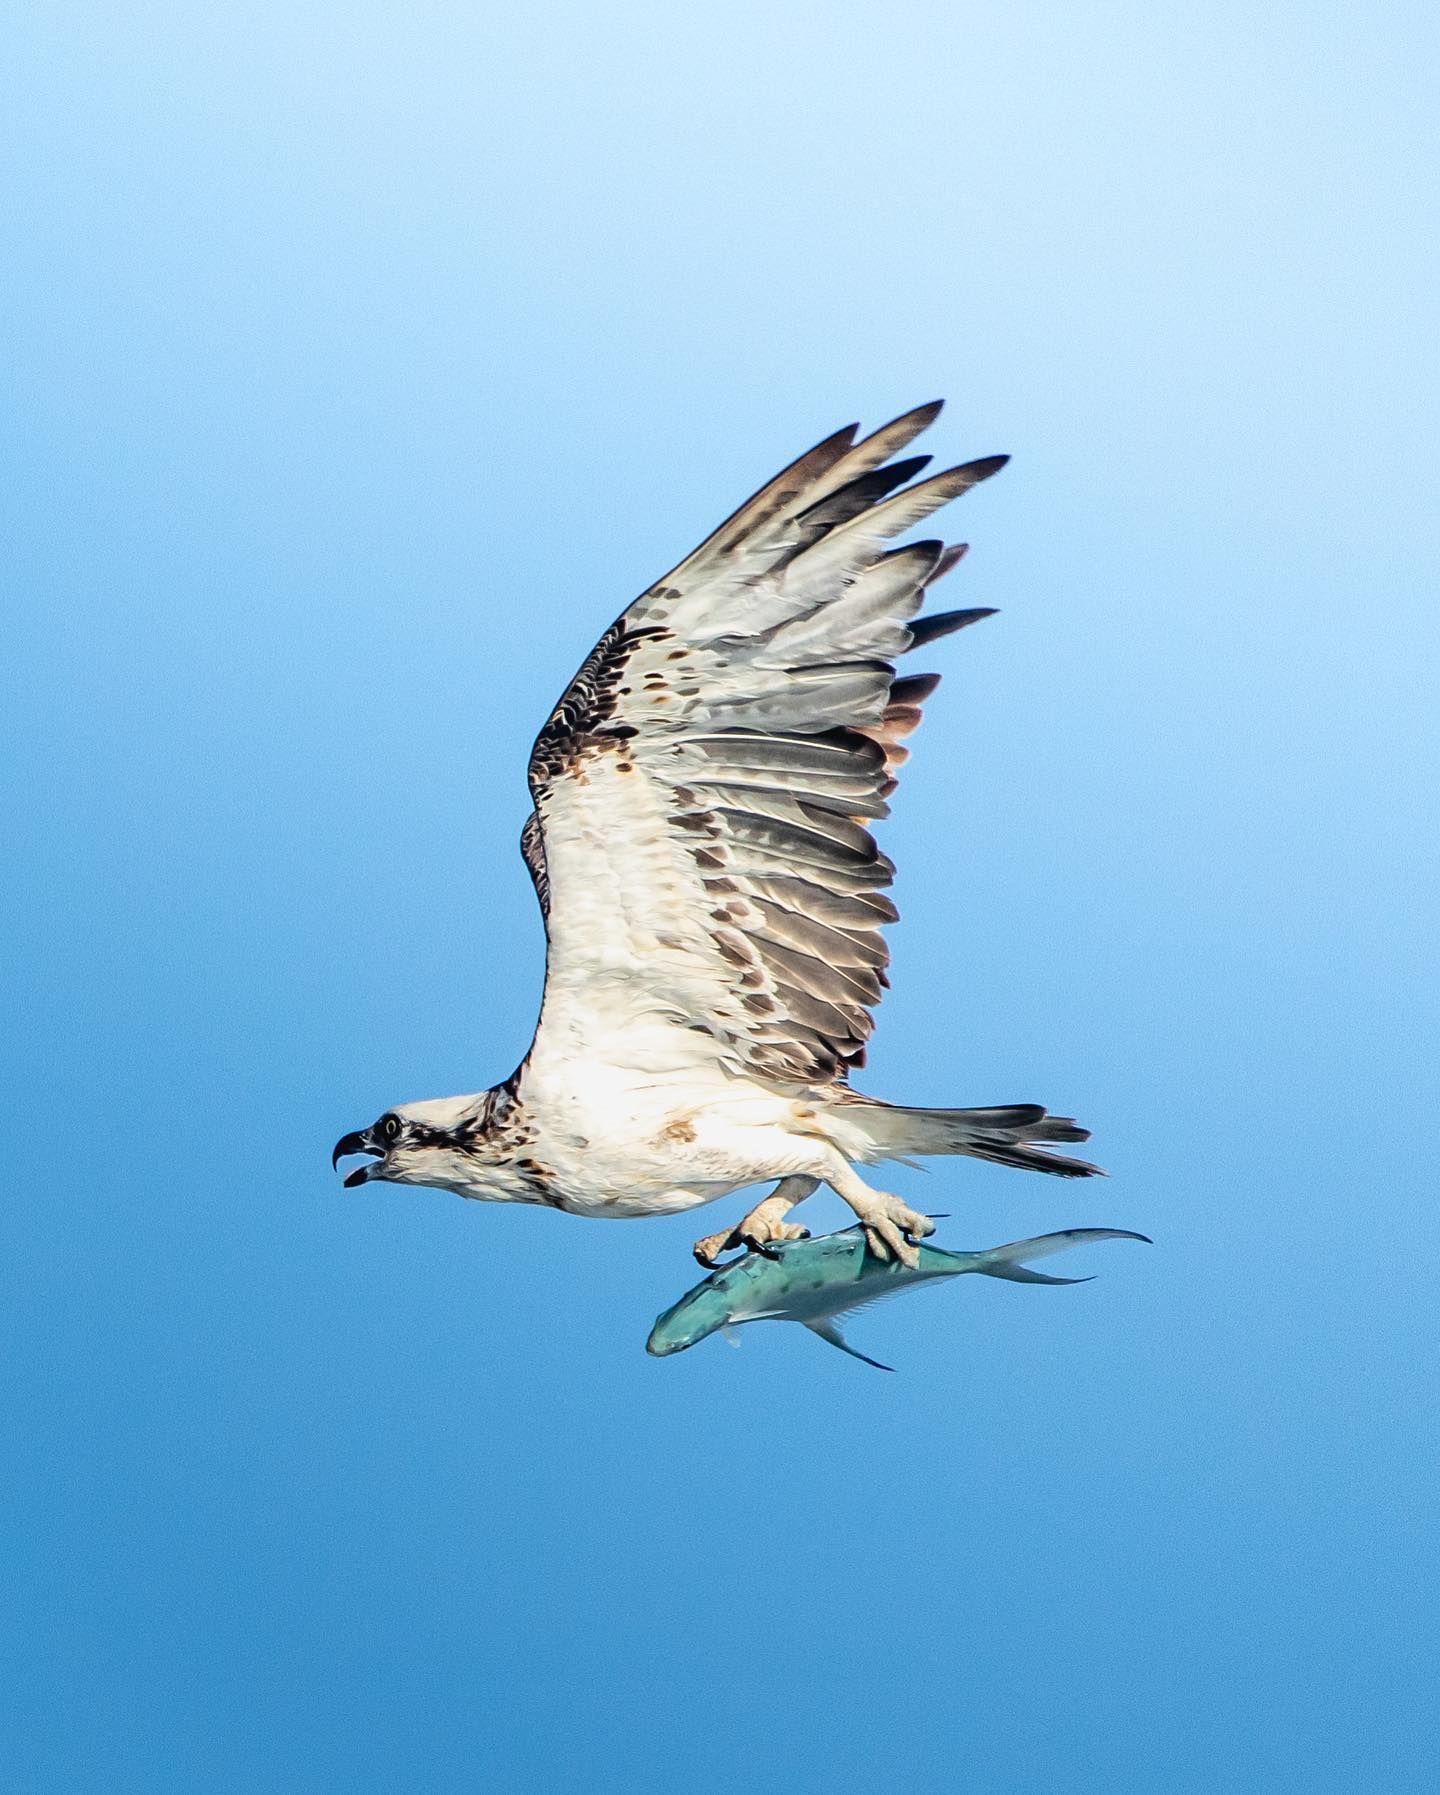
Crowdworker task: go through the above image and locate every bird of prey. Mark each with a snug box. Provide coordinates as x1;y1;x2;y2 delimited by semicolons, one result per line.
333;401;1100;1266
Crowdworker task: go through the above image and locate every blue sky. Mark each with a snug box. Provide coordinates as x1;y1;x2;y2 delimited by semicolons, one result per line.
4;2;1438;1789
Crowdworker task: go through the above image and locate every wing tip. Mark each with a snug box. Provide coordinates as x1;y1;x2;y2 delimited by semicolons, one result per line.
905;397;945;429
951;452;1010;485
907;607;998;650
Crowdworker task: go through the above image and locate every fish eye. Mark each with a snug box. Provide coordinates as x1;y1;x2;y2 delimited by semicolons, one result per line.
380;1114;401;1142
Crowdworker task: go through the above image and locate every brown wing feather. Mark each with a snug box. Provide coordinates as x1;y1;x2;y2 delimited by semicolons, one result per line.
522;403;1006;1085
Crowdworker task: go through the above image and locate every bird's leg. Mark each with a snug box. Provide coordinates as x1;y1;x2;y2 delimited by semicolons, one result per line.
824;1161;934;1268
692;1176;819;1268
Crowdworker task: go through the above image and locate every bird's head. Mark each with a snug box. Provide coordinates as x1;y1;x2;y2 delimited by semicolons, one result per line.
331;1096;484;1192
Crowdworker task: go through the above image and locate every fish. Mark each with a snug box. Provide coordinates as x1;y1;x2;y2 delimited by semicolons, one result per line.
646;1225;1151;1369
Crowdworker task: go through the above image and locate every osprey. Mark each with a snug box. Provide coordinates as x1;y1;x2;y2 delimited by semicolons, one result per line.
333;401;1100;1266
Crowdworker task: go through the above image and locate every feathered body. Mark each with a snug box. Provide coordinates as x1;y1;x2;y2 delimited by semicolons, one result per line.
333;402;1100;1263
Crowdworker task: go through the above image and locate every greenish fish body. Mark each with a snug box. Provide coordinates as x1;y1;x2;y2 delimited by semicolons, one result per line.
647;1225;1150;1369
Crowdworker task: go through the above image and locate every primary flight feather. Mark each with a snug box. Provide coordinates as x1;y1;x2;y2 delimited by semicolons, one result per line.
332;402;1101;1266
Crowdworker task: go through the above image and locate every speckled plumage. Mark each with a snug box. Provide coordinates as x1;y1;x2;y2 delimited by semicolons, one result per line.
333;403;1101;1262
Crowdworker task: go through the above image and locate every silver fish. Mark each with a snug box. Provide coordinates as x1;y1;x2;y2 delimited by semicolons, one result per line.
647;1225;1150;1369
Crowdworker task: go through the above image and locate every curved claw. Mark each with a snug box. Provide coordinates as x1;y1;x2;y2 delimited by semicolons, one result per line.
859;1200;932;1268
745;1226;812;1259
692;1220;811;1269
863;1221;908;1265
693;1226;742;1269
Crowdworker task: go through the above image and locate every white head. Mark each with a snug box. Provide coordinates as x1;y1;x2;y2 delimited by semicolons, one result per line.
331;1094;494;1195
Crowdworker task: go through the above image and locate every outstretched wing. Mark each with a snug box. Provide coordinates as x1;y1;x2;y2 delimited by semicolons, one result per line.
521;402;1004;1087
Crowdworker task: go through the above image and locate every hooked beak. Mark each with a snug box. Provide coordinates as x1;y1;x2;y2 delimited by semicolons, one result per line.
332;1129;379;1187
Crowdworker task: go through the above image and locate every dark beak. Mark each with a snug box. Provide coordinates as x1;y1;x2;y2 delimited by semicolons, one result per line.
332;1130;377;1186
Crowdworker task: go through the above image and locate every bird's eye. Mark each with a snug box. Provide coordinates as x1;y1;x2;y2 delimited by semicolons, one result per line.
381;1114;401;1141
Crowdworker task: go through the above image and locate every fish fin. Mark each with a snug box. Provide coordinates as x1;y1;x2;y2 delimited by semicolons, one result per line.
826;1279;924;1325
721;1324;743;1348
805;1319;895;1372
983;1266;1093;1285
972;1227;1151;1283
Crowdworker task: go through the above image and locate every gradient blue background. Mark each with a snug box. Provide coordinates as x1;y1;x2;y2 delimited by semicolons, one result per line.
5;3;1437;1789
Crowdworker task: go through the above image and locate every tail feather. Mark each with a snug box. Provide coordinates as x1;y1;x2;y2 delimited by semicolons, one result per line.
843;1099;1105;1178
962;1137;1105;1178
